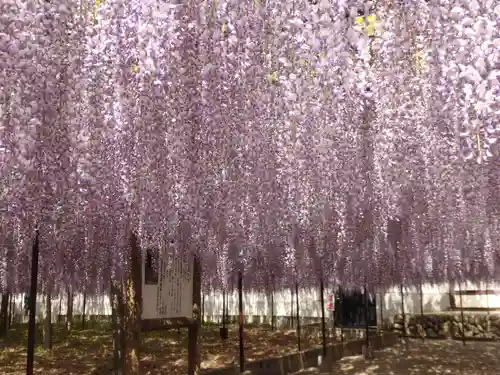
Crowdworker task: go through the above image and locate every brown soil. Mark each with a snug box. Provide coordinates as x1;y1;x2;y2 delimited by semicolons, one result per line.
0;323;323;374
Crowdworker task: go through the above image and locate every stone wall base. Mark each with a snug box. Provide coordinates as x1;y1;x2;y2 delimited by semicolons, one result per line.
390;312;500;340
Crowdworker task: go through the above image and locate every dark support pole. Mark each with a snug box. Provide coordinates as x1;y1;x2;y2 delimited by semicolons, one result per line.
320;279;327;358
419;284;425;341
271;286;275;331
339;287;344;343
225;289;229;324
459;283;465;346
238;271;244;374
222;290;226;328
188;256;202;375
290;288;294;328
400;284;405;337
295;282;301;352
82;292;86;330
201;293;205;325
8;293;13;329
58;295;62;324
364;285;369;350
379;290;384;334
26;230;40;375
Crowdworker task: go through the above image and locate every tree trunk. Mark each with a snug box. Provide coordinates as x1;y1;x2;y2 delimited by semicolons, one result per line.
0;293;8;336
188;257;202;375
66;288;73;333
111;282;125;375
125;230;142;375
43;293;53;350
119;282;127;373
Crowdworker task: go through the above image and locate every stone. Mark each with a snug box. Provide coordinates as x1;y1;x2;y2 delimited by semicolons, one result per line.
426;328;437;338
489;314;500;321
394;314;403;324
393;323;403;330
442;322;450;335
492;319;500;328
464;330;474;338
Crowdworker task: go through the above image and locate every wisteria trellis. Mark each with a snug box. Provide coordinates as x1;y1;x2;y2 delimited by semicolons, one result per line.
0;0;499;295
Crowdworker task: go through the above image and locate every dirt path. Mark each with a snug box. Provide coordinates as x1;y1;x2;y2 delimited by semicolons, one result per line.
295;339;500;375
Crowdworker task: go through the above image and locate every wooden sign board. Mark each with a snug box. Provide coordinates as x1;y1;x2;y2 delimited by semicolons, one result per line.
141;249;201;331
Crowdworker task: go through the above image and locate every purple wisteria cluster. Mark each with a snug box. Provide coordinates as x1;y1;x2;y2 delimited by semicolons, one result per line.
0;0;499;296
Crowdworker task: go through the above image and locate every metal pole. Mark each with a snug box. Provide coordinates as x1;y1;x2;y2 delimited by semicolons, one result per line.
320;279;327;358
295;282;301;352
26;230;40;375
238;271;245;373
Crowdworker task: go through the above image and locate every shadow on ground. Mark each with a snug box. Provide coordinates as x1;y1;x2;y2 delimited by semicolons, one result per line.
0;323;323;375
297;339;500;375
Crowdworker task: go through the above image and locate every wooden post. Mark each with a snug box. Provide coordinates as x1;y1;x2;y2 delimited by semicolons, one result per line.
188;256;202;375
222;290;226;327
26;230;40;375
0;294;8;336
82;292;87;330
319;279;327;358
290;288;294;328
8;293;14;328
57;295;62;324
238;270;245;374
201;293;205;325
400;284;405;336
379;290;384;334
271;282;275;331
66;288;73;332
295;282;301;352
419;284;425;341
339;287;344;343
364;286;370;352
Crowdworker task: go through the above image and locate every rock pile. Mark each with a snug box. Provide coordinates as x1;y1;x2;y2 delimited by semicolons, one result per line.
391;313;500;340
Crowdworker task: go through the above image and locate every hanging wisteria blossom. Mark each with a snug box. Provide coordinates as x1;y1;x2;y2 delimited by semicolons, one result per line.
1;0;500;297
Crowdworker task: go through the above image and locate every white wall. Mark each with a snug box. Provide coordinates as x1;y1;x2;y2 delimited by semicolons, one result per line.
8;292;112;322
379;281;500;323
203;287;325;319
9;281;500;322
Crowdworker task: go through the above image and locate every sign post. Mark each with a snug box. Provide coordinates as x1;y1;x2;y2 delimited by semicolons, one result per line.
140;250;200;375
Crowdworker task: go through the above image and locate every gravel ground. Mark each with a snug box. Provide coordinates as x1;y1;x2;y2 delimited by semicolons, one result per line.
294;339;500;375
